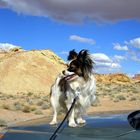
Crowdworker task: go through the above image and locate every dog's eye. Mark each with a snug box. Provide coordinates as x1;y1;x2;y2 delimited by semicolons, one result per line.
70;65;75;70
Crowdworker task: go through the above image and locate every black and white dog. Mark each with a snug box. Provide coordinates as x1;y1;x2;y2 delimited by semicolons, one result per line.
50;50;96;127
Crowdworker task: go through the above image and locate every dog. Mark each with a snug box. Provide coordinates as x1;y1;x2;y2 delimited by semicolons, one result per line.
50;49;96;127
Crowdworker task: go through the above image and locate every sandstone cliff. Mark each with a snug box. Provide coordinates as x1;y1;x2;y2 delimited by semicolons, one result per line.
0;50;65;95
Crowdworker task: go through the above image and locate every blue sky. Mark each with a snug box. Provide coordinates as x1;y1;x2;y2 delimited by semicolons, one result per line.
0;0;140;75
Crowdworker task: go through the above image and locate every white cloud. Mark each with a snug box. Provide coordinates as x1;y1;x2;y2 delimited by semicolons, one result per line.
95;62;121;69
129;52;140;63
136;71;140;74
131;55;140;62
91;53;121;73
0;43;21;52
129;37;140;49
1;0;140;23
113;43;128;51
114;55;126;62
59;51;68;55
113;37;140;63
126;49;140;63
69;35;95;45
91;53;112;63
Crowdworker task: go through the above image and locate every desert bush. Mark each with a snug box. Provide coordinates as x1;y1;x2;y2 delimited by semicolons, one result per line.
2;104;11;110
95;92;100;97
36;100;44;106
41;103;50;110
129;93;133;96
113;98;120;102
109;94;115;100
14;102;23;110
30;106;37;111
22;105;31;113
103;92;108;96
34;109;43;115
91;97;100;107
8;95;15;99
126;85;139;94
33;95;40;98
0;97;7;100
109;94;115;98
99;92;108;97
27;92;33;96
129;97;137;101
26;98;34;105
42;96;49;102
126;95;130;98
0;119;7;127
116;95;126;101
132;89;139;94
104;88;111;93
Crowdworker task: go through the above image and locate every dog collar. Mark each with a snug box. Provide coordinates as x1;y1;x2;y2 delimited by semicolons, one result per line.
65;74;77;81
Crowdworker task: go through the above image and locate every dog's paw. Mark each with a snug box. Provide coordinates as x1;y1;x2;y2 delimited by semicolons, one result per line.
76;118;86;124
49;121;57;125
68;122;77;127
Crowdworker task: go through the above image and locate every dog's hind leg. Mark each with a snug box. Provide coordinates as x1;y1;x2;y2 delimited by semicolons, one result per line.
50;110;57;125
50;112;58;125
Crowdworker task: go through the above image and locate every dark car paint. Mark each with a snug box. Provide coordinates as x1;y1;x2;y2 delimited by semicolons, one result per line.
2;114;140;140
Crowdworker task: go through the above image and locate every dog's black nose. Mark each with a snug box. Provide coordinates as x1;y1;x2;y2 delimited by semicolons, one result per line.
62;70;65;75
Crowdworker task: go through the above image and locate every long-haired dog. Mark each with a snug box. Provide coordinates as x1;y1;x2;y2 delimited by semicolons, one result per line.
50;50;96;127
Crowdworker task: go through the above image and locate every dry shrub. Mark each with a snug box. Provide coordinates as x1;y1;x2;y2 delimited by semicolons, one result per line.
41;103;50;110
14;102;23;110
34;109;43;115
91;97;100;107
22;105;31;113
36;100;44;106
2;104;11;110
116;95;126;101
0;119;7;127
129;97;137;101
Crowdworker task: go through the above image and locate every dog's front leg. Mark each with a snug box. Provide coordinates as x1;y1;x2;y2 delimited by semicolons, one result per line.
66;103;77;127
50;97;58;125
75;96;86;124
76;116;86;124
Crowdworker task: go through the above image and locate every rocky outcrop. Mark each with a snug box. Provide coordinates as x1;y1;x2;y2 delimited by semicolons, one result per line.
133;74;140;81
0;50;65;95
95;73;131;84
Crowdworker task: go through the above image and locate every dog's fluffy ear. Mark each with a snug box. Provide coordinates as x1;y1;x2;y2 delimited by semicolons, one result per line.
67;49;78;61
77;49;89;62
77;49;93;80
78;49;93;68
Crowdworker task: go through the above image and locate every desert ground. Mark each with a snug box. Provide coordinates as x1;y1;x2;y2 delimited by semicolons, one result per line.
0;49;140;131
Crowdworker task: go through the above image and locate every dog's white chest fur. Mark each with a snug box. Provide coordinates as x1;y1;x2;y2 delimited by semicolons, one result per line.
68;74;96;107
